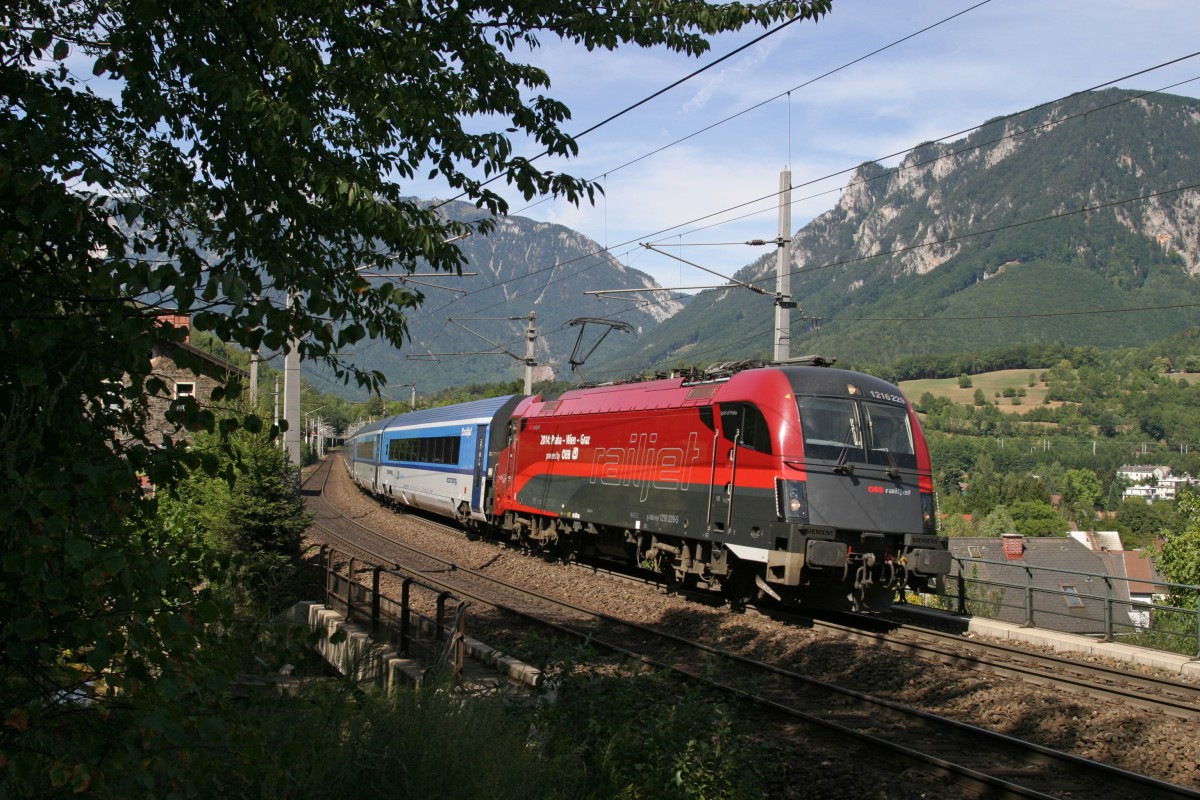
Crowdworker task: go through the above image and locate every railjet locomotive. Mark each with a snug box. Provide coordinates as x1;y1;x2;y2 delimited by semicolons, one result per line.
347;360;951;611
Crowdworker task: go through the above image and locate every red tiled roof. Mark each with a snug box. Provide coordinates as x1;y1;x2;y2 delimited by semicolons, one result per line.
1122;551;1161;595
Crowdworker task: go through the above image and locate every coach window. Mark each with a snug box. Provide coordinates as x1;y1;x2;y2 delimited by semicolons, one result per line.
388;439;417;462
719;403;772;454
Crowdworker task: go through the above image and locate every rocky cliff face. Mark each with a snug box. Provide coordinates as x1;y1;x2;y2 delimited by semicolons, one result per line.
593;88;1200;373
308;201;683;394
793;93;1200;283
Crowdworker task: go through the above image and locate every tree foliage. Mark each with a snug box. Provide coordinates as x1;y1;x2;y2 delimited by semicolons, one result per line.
1061;467;1103;523
1115;497;1179;550
160;428;312;610
2;0;830;793
1156;489;1200;608
976;505;1017;538
1008;500;1067;537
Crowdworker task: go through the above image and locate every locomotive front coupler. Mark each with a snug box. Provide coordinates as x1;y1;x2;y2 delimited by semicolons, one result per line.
842;549;876;579
847;551;877;590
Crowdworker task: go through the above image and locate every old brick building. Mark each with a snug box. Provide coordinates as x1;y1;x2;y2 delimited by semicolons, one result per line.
145;312;248;442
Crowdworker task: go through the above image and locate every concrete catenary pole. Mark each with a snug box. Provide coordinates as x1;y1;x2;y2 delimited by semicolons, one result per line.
524;312;537;395
248;351;258;408
282;292;301;464
773;168;793;362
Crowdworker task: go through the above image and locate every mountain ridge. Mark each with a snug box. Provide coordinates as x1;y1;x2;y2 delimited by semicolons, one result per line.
315;88;1200;395
591;88;1200;376
306;202;684;396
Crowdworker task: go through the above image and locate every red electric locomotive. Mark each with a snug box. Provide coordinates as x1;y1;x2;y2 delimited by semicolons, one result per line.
488;359;950;611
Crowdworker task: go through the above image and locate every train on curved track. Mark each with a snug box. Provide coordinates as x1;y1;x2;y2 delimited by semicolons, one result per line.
345;359;951;611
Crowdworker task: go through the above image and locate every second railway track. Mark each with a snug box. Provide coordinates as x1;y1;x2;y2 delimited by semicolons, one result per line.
766;609;1200;723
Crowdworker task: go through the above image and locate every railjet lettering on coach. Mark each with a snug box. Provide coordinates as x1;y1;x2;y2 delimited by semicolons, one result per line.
589;432;702;502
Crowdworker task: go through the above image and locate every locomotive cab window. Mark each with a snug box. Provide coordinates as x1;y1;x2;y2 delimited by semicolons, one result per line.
796;396;862;461
719;403;772;454
862;401;917;470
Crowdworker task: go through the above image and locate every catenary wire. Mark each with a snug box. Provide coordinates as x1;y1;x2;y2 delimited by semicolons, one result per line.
509;0;994;219
431;9;816;212
404;1;1007;337
404;177;1200;385
384;68;1200;383
408;57;1200;337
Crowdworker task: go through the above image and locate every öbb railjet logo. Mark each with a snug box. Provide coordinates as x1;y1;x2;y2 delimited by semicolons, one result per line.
867;485;911;496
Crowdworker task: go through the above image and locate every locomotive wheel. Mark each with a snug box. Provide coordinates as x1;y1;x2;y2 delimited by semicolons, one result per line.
552;528;574;563
723;556;759;610
659;555;698;593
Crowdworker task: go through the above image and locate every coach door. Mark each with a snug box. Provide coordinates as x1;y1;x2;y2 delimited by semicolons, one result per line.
470;424;488;513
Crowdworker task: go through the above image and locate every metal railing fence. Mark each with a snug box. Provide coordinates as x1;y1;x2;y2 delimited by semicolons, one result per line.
920;555;1200;658
319;544;469;682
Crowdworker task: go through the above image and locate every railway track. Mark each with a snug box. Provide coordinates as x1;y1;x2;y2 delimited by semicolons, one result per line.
303;456;1200;799
798;610;1200;722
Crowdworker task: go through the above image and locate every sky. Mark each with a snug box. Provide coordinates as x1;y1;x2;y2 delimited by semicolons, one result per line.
407;0;1200;293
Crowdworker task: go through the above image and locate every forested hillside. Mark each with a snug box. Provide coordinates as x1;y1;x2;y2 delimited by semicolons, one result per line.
900;332;1200;547
598;89;1200;374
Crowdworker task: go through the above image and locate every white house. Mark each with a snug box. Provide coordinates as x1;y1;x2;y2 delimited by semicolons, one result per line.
1117;465;1172;484
1119;465;1196;503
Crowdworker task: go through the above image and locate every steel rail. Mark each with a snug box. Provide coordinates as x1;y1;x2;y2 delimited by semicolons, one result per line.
802;610;1200;722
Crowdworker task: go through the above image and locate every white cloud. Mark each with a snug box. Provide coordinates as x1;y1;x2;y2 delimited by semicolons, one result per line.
418;1;1200;288
681;36;786;115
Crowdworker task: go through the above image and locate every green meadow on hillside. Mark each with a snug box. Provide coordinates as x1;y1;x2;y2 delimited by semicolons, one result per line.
900;369;1055;411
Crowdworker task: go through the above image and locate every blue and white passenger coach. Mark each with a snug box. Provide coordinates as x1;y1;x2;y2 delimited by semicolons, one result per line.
347;395;526;524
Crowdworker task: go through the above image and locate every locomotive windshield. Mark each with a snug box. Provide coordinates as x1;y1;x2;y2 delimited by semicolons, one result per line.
796;397;862;458
797;396;916;470
861;401;917;470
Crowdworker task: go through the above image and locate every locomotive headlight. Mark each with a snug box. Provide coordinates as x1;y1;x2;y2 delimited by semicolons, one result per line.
776;479;809;524
921;493;936;533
